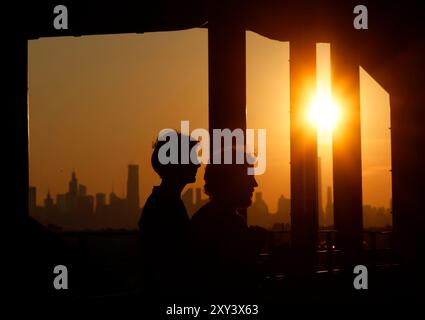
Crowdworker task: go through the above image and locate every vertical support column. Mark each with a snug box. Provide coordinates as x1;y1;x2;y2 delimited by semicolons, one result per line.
8;37;29;222
290;41;318;274
208;18;247;220
208;21;246;131
390;81;424;271
331;43;363;269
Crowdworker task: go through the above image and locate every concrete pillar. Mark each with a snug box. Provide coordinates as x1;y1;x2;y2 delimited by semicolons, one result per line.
290;41;318;274
208;18;247;220
331;42;363;268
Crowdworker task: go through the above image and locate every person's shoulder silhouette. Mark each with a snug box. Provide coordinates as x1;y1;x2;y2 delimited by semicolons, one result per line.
191;201;249;259
139;185;188;248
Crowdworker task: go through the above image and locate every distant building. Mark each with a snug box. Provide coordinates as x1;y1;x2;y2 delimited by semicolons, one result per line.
43;191;56;226
275;194;291;225
44;191;54;210
29;186;44;222
78;184;87;196
325;186;334;227
30;167;143;231
363;204;392;228
248;192;269;228
69;170;78;196
56;194;66;213
317;157;325;227
95;193;106;213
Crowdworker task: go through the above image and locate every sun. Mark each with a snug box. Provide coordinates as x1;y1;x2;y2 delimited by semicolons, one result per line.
307;92;340;132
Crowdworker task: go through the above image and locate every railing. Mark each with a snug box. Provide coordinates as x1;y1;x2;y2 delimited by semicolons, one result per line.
262;229;396;274
56;229;396;295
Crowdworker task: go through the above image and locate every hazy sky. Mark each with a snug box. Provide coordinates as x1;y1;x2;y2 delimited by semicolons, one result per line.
28;28;392;213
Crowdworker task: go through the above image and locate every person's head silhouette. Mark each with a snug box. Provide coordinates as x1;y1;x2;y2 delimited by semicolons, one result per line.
151;133;200;187
204;149;258;209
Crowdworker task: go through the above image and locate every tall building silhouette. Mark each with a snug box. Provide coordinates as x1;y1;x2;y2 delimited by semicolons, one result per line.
325;186;333;227
66;171;78;214
69;170;78;196
56;194;66;213
317;157;325;227
248;192;269;227
126;164;139;209
95;192;106;213
44;191;54;210
248;192;290;230
276;194;291;226
78;184;87;196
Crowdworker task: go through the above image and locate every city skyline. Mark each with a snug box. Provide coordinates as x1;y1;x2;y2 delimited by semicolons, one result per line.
12;1;423;304
30;165;140;230
29;165;392;231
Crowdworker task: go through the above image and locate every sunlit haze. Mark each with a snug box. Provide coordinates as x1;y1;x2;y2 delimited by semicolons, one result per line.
307;92;340;132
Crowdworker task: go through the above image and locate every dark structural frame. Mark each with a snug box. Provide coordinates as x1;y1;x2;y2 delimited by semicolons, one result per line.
8;0;424;275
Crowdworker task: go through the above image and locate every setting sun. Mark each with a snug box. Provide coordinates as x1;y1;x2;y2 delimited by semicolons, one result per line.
307;92;340;131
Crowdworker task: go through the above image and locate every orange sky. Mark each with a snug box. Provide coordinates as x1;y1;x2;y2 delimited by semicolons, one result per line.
28;28;392;212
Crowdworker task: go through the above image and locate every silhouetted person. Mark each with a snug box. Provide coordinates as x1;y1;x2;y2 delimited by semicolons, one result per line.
190;159;267;297
138;133;200;297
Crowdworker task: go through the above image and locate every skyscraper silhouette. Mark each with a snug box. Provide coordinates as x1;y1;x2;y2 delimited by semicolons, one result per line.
69;170;78;196
318;157;324;227
44;191;54;210
248;192;269;227
95;193;106;213
126;164;139;210
325;186;333;227
66;171;78;215
78;184;87;197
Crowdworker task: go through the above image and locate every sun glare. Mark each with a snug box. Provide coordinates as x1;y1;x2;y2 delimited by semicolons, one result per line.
307;92;340;132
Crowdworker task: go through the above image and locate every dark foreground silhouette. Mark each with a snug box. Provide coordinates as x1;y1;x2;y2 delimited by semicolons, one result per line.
138;133;199;297
190;162;268;298
139;141;268;298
